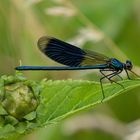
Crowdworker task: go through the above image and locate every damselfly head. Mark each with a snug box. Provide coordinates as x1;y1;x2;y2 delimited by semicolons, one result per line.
125;60;133;70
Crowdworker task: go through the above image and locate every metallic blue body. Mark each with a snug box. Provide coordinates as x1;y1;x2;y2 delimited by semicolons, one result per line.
110;58;124;70
16;64;109;71
15;58;125;71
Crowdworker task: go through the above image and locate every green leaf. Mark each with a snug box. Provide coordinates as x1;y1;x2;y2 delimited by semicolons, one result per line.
36;79;140;125
0;73;140;138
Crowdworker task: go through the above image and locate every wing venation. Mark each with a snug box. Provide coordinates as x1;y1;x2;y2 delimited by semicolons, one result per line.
37;36;109;66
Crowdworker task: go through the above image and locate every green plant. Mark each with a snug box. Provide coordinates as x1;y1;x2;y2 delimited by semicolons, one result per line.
0;72;139;138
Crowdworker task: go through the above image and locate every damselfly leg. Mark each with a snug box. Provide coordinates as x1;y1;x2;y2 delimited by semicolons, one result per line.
100;69;124;101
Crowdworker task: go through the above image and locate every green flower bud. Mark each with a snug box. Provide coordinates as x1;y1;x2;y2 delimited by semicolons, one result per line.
1;74;39;120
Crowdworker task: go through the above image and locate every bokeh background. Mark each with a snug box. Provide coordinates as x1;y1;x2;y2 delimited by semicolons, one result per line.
1;0;140;140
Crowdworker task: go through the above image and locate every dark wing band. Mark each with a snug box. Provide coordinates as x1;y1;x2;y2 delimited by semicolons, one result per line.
38;36;86;66
37;36;109;67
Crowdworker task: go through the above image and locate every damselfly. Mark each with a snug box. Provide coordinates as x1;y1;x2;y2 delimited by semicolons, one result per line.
16;36;138;100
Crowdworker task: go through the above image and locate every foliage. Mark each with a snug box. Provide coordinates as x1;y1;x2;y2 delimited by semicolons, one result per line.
0;73;140;138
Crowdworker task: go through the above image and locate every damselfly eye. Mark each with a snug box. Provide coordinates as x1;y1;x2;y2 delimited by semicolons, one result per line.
126;60;133;70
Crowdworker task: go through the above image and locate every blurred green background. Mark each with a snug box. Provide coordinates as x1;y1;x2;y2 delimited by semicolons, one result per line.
1;0;140;140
